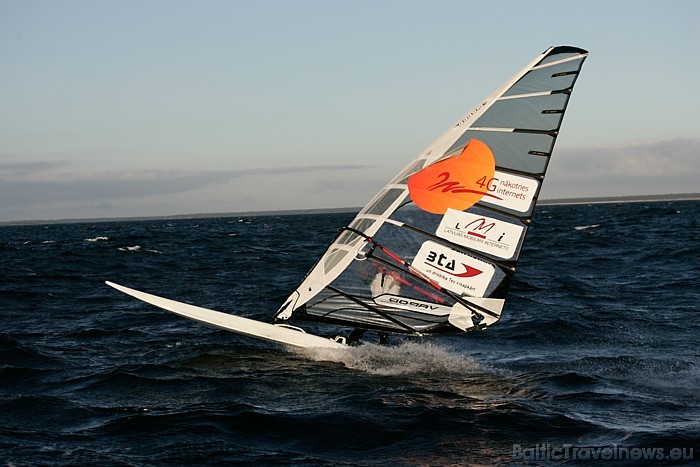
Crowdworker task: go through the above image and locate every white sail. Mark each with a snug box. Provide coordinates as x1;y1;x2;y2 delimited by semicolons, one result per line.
275;46;588;335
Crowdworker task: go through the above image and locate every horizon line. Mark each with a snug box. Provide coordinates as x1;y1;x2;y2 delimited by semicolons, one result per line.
2;192;699;227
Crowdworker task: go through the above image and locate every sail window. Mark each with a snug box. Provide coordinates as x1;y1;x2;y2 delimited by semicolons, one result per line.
473;94;568;132
504;61;581;96
363;188;407;216
324;248;349;274
349;218;375;234
395;159;426;184
446;130;553;174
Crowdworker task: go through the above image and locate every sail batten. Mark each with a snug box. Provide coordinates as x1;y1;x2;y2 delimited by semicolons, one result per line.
469;127;516;132
498;90;557;100
274;46;588;335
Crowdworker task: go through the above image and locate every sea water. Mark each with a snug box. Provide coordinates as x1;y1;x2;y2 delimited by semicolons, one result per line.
1;201;698;465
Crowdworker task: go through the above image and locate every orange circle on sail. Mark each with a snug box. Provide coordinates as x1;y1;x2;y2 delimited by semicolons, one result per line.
408;139;496;214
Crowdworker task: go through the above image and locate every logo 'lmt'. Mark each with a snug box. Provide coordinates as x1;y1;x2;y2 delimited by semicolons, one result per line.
436;209;526;261
462;217;496;239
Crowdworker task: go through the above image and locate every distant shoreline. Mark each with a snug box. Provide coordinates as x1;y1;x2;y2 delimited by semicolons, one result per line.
537;192;700;206
2;193;699;227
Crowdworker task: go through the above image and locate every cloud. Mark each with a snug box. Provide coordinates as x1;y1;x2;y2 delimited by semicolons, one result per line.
0;160;68;176
300;174;387;197
543;137;700;198
0;163;373;209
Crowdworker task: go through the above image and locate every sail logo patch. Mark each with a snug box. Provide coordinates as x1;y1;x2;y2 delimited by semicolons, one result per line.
478;171;539;213
413;241;494;297
437;209;525;260
408;139;496;214
424;250;483;278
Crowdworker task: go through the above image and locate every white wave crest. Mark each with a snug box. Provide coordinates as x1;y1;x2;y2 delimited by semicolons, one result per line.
86;236;109;242
299;341;480;376
117;245;162;254
574;224;600;231
118;245;141;252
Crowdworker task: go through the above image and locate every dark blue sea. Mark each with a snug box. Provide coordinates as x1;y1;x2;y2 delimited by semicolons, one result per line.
1;201;698;465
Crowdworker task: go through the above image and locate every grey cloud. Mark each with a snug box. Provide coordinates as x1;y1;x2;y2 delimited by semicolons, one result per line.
79;201;116;211
300;174;385;196
556;138;699;174
544;137;700;197
0;160;68;176
0;163;372;208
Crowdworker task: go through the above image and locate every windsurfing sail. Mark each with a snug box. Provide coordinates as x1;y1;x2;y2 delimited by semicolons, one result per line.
275;46;588;336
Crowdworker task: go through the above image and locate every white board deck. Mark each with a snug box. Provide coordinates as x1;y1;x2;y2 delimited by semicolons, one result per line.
106;281;346;350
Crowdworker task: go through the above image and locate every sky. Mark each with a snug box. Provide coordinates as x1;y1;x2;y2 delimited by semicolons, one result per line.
1;0;699;222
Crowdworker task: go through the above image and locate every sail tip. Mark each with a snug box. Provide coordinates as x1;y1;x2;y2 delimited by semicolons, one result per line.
546;45;589;56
